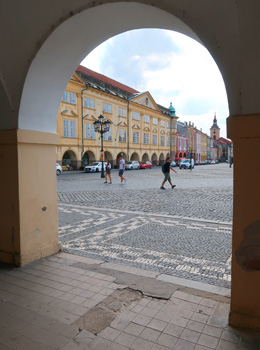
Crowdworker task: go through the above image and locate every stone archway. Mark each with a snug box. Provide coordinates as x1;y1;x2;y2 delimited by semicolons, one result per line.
104;151;113;167
130;152;139;161
83;150;96;166
142;153;149;161
62;150;77;170
151;153;158;166
159;153;164;165
2;0;260;331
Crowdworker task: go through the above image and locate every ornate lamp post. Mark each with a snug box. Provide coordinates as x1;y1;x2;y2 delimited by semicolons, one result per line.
93;115;111;178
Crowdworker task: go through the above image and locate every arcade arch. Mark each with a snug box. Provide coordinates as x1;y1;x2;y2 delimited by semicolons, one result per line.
62;150;77;169
142;153;149;161
83;150;96;165
130;152;139;161
104;151;113;166
1;0;260;331
159;153;164;165
151;153;158;165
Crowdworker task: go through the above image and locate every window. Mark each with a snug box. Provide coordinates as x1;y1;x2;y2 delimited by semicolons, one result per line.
70;120;76;138
167;136;175;146
152;135;157;145
119;107;126;117
133;131;139;144
103;128;112;141
160;120;165;127
85;123;95;139
144;115;150;123
133;112;140;120
62;91;76;104
167;122;171;128
63;119;76;138
119;129;126;142
143;133;149;144
103;103;112;113
153;118;158;125
84;97;95;109
160;135;165;146
63;120;69;137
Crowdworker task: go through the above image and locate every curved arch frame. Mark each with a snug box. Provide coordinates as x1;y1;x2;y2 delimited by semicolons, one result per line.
18;2;201;133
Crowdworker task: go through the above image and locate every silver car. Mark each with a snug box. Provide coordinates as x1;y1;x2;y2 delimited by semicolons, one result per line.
125;161;140;170
84;162;107;173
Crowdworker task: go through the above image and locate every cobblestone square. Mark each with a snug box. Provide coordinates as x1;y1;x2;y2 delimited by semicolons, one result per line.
57;163;233;289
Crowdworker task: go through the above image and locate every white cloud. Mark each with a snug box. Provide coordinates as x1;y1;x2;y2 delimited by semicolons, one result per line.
81;29;229;137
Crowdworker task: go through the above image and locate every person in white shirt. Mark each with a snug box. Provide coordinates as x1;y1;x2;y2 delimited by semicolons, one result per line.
118;156;126;184
104;160;112;184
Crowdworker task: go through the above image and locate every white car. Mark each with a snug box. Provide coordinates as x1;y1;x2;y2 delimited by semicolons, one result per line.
125;161;140;170
84;162;107;173
179;159;194;169
56;163;62;175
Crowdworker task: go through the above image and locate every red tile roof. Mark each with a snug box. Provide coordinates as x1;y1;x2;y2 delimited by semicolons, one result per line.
77;65;139;94
215;137;232;144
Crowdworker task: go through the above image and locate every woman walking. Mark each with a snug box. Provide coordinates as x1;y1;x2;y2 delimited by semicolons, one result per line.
104;160;112;184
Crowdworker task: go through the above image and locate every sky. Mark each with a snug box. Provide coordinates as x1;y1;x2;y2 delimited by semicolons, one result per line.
81;29;229;137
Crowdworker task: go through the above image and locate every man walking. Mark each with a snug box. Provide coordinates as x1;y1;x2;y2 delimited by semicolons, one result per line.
161;156;177;190
118;155;126;184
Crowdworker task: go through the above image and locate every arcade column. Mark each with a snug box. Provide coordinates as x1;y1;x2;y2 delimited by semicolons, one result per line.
227;114;260;330
0;130;61;266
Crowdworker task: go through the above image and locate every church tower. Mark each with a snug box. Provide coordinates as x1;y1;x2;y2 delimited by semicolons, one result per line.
210;113;220;140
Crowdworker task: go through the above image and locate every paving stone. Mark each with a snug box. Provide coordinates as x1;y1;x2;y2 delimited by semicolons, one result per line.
156;333;178;348
114;332;136;347
197;334;219;349
140;327;161;342
174;338;195;350
131;337;154;350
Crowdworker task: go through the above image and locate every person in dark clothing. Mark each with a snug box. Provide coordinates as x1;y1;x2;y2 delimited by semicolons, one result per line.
161;156;177;190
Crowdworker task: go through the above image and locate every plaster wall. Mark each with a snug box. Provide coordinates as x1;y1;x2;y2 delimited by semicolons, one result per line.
227;115;260;330
0;130;61;266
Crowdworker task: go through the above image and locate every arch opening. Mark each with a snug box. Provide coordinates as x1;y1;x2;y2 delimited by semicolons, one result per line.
17;2;212;134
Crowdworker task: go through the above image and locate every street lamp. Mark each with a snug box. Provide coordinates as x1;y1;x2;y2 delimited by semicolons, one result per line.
93;114;111;178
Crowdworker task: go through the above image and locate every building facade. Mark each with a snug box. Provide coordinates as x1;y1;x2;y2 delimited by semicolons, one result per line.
57;66;178;169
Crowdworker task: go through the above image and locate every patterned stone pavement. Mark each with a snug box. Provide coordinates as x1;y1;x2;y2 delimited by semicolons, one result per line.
57;164;233;290
58;205;232;289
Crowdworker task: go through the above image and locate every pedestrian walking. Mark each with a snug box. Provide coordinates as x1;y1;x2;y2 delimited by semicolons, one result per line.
104;160;112;184
118;156;126;184
161;156;177;190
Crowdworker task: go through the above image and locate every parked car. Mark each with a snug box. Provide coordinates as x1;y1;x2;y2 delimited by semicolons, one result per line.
125;161;140;170
139;161;152;169
175;158;185;166
84;162;107;173
211;160;216;164
179;159;194;169
56;163;62;175
170;161;177;167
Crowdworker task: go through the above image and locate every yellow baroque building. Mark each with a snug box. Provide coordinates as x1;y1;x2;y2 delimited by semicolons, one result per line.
57;66;178;169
